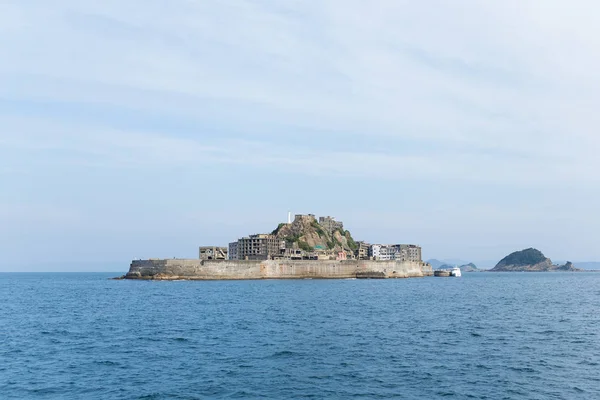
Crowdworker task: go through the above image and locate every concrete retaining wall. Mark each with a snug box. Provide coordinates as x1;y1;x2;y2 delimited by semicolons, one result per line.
125;259;433;280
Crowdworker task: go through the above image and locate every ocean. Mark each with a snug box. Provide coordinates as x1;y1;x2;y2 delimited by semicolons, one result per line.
1;272;599;399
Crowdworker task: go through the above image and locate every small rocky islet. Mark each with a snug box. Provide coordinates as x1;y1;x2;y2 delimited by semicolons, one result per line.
438;262;480;272
490;248;581;272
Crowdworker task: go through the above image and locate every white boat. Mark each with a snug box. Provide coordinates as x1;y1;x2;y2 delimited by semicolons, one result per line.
450;267;462;277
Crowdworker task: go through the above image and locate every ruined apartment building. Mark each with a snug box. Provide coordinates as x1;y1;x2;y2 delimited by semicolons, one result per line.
318;216;344;233
199;246;228;260
228;234;285;260
369;244;422;262
355;241;370;260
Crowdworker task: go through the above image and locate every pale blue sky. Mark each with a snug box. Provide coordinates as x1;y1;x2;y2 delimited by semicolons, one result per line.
2;1;600;271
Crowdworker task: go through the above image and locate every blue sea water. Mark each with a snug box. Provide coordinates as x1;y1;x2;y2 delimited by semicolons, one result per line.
1;272;599;399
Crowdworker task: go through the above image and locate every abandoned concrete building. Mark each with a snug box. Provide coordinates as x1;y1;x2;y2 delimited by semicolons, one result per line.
368;244;422;262
318;216;344;233
228;234;285;260
355;241;371;260
199;246;228;260
201;214;423;263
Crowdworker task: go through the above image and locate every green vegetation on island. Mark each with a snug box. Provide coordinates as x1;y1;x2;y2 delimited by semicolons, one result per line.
491;248;581;272
496;248;546;267
274;215;358;253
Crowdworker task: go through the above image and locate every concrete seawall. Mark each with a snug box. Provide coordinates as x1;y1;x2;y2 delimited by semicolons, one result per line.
124;259;433;280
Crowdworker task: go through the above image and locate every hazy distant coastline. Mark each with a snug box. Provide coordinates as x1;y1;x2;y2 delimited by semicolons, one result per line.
428;249;598;273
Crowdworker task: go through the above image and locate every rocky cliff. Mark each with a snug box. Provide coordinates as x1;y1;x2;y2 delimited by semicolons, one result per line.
272;215;358;253
491;248;581;272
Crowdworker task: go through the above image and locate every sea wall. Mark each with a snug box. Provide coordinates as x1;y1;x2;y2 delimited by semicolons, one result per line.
125;259;433;280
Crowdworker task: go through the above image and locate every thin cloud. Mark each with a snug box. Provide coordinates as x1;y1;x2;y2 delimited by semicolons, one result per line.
2;1;600;266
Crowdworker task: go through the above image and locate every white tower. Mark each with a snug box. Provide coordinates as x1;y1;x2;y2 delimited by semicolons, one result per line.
288;211;292;224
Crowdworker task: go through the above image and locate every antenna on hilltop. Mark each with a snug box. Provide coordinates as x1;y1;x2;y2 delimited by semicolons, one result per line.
288;210;292;224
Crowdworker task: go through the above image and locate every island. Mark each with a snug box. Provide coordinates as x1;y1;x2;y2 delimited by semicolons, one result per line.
120;214;433;280
438;262;480;272
490;248;581;272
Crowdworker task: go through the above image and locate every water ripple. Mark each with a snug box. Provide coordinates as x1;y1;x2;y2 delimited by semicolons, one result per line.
1;272;600;399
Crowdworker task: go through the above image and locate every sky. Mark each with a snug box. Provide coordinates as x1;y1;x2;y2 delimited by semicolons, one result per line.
1;0;600;271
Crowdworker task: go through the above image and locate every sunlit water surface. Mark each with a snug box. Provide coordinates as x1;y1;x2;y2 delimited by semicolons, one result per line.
1;272;599;399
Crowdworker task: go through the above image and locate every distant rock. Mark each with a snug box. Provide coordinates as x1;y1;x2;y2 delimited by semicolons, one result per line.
491;248;582;272
459;263;479;272
562;261;600;270
426;259;446;269
438;262;480;272
427;259;472;268
556;261;579;271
